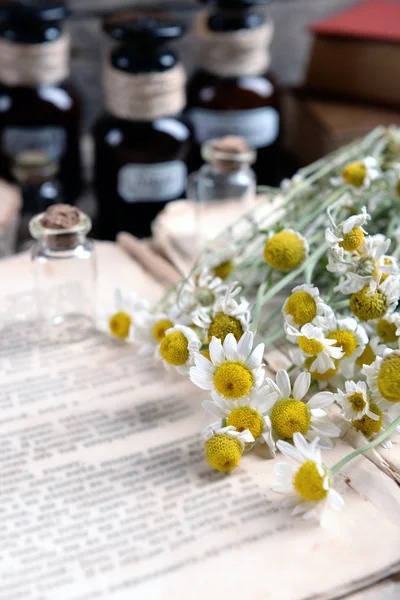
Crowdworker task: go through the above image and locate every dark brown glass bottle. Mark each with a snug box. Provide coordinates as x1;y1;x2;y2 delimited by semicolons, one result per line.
187;0;280;186
93;13;193;240
0;1;83;203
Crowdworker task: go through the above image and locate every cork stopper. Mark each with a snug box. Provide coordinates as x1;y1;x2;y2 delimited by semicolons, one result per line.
202;136;256;173
211;136;251;155
40;204;80;230
30;204;91;251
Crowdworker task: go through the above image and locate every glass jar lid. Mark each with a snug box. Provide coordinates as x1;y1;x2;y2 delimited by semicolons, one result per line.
202;136;256;171
29;205;91;242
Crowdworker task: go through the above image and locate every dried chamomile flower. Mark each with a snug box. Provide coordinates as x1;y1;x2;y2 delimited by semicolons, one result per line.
176;268;227;313
363;348;400;405
108;288;149;341
202;386;277;444
263;370;340;454
285;323;344;374
193;283;251;344
263;229;309;272
273;433;344;520
349;276;400;321
375;312;400;345
283;284;333;329
331;157;380;188
326;206;370;251
190;330;264;402
334;380;379;422
203;423;254;472
158;324;201;374
132;310;176;355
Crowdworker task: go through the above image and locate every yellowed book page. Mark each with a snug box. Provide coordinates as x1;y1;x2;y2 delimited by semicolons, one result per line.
0;244;399;600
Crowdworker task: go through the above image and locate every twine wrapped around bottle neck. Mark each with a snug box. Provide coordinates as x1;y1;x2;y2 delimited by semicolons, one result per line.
104;63;187;122
197;13;274;78
0;34;70;87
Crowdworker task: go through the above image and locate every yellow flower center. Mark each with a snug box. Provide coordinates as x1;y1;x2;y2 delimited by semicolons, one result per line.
270;399;311;439
208;312;243;343
377;354;400;403
293;461;329;502
339;227;365;251
205;434;243;472
342;161;366;187
226;407;263;440
213;361;254;399
285;291;317;326
348;392;367;411
298;336;325;355
263;230;306;272
377;318;398;343
352;404;383;437
213;260;234;280
327;329;358;358
159;331;189;366
350;287;388;321
109;311;132;339
355;344;376;367
305;357;339;381
152;319;174;342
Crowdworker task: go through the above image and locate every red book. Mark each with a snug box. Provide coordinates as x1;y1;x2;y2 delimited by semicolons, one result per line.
305;0;400;106
310;0;400;44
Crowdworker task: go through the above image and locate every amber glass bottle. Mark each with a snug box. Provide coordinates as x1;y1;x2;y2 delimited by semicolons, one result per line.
93;12;193;240
0;1;82;203
187;0;280;185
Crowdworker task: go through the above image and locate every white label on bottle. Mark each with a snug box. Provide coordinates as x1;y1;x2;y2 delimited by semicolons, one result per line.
3;126;67;160
118;161;188;203
189;107;279;149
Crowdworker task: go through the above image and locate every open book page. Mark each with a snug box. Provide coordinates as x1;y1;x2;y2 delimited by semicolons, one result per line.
0;244;399;600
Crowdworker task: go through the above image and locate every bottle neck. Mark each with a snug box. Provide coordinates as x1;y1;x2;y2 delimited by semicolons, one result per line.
0;25;70;87
197;8;273;78
104;45;186;122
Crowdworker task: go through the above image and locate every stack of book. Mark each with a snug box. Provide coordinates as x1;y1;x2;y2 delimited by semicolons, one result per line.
285;0;400;164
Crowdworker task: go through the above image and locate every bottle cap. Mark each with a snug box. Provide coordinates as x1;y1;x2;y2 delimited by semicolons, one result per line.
0;1;68;23
103;10;185;43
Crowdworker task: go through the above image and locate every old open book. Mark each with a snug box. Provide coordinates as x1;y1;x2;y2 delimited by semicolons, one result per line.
0;242;399;600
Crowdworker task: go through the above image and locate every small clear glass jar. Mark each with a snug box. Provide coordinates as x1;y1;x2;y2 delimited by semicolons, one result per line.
29;208;96;342
188;136;257;244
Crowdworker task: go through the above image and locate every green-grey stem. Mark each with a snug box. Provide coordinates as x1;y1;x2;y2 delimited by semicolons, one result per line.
331;416;400;475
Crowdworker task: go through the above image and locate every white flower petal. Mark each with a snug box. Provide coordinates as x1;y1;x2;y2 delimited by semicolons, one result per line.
209;336;224;365
237;330;253;360
311;420;341;437
307;391;334;409
223;333;238;361
292;371;311;400
276;370;291;399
